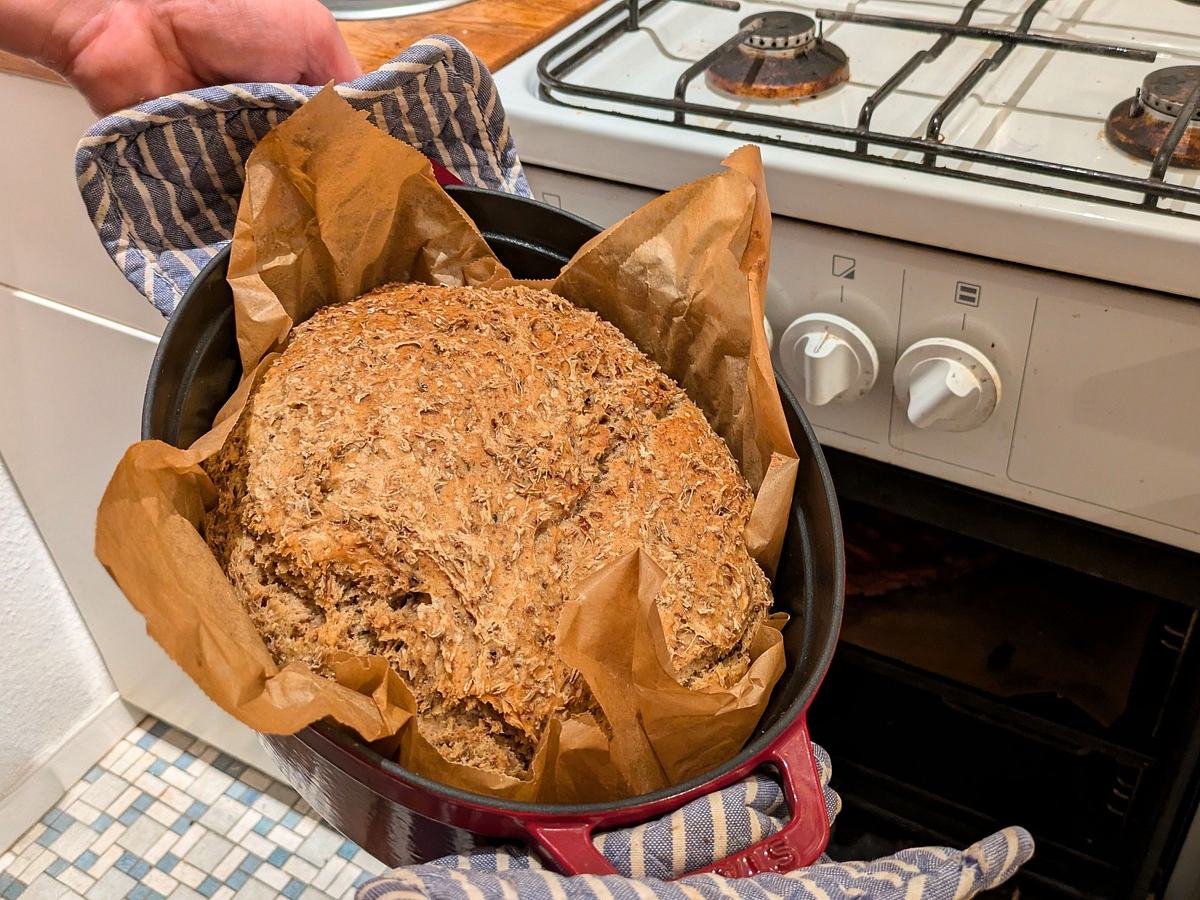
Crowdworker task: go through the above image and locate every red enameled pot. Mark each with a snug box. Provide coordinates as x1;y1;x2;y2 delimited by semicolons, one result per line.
143;182;845;879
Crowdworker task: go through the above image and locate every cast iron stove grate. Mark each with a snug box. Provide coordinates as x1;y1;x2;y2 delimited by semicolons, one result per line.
536;0;1200;218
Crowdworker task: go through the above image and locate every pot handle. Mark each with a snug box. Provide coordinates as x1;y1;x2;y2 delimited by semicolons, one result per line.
429;158;465;187
526;719;828;879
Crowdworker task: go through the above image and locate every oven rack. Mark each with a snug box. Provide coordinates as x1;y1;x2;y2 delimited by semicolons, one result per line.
824;753;1124;897
536;0;1200;218
815;636;1200;897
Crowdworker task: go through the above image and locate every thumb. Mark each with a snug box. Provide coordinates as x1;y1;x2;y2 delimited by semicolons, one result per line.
301;8;363;84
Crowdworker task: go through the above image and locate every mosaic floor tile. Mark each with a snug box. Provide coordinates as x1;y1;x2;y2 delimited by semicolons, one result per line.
0;717;389;898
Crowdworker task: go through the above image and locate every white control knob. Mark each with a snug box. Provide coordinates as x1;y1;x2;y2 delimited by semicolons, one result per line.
893;338;1001;432
780;314;878;406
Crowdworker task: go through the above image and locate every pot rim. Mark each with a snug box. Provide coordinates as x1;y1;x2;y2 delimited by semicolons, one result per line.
147;187;845;817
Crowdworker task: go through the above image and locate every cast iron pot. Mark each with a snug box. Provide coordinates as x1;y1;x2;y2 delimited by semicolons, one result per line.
142;185;845;879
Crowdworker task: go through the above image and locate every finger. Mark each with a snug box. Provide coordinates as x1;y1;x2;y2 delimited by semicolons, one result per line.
70;59;202;116
302;7;363;85
74;78;144;116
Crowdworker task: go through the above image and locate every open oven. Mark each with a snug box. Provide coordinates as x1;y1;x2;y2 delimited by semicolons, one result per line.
809;449;1200;898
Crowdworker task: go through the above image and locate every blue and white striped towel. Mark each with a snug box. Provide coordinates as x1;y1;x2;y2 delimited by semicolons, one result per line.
72;37;1033;898
356;766;1033;899
74;36;526;318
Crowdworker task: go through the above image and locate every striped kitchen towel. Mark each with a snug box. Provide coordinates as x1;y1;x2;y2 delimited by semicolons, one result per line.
74;36;526;318
356;755;1033;899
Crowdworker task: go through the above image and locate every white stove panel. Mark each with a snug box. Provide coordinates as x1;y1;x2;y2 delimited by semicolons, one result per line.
889;253;1037;475
1009;288;1200;534
764;225;904;446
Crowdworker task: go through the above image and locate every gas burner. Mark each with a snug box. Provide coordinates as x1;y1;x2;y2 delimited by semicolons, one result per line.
1106;65;1200;168
704;12;849;101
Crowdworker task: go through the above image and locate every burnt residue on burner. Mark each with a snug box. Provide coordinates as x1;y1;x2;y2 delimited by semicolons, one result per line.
1107;65;1200;169
705;12;849;100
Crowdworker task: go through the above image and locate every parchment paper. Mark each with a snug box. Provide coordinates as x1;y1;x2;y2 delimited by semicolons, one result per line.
96;87;800;803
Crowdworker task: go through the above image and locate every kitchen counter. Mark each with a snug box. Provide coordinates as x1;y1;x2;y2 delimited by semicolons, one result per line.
0;0;603;86
337;0;605;74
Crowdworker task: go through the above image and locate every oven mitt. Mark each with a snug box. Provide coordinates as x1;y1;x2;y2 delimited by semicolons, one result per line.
72;37;1034;898
73;36;527;318
354;749;1033;899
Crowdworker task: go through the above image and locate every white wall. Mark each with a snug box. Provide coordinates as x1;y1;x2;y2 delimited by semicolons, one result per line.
0;454;117;798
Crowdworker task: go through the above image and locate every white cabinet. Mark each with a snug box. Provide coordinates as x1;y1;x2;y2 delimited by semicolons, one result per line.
0;74;165;335
0;284;276;775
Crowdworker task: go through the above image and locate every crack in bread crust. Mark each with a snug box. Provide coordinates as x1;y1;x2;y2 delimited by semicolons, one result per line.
202;284;772;777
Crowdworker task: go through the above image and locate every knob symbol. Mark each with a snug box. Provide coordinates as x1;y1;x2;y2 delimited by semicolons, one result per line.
779;313;878;407
893;338;1001;431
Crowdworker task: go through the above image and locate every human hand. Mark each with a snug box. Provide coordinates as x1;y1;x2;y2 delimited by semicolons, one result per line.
356;828;1034;900
10;0;362;115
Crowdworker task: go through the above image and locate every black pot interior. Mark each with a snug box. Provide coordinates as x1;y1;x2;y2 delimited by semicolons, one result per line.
142;186;844;806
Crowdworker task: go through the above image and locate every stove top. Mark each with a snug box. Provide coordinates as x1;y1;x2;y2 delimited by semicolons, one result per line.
539;0;1200;212
494;0;1200;296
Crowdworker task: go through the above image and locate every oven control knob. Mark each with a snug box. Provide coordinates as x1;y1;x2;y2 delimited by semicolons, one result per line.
893;338;1001;432
779;313;878;406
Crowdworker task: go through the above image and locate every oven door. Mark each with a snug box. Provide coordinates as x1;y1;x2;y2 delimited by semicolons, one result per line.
809;449;1200;900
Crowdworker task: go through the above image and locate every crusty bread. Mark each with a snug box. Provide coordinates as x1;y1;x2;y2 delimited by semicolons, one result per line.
202;283;771;777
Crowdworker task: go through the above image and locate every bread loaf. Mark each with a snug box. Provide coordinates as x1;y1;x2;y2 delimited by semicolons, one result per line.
202;283;772;777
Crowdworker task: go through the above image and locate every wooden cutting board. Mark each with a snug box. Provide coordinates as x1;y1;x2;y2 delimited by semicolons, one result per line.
0;0;605;86
339;0;606;73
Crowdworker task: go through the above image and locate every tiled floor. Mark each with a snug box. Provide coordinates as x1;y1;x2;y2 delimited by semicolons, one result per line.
0;717;389;899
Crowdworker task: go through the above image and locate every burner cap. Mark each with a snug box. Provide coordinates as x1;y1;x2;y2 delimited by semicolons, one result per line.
741;12;816;52
1142;65;1200;120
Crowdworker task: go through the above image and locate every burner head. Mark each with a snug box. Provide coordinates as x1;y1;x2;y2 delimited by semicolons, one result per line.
706;12;848;100
1142;66;1200;120
1106;65;1200;168
742;12;816;53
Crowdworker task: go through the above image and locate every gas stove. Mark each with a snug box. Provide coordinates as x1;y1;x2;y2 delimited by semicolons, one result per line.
494;0;1200;559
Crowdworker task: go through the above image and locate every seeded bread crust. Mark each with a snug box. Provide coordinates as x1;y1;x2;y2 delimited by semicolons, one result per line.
202;283;771;777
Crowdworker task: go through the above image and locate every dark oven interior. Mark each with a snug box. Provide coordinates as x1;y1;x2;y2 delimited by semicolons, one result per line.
808;448;1200;899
